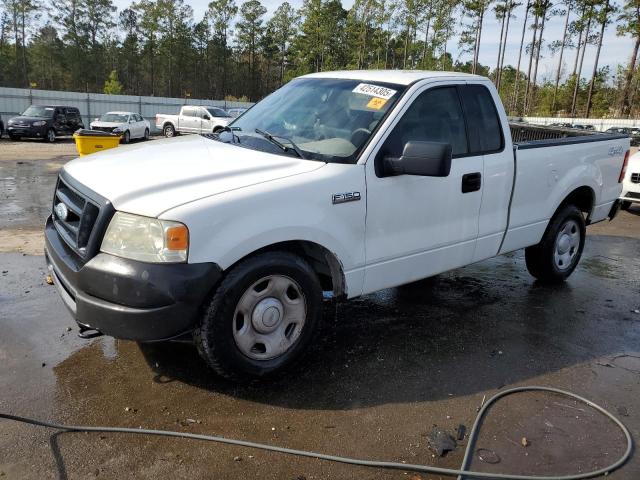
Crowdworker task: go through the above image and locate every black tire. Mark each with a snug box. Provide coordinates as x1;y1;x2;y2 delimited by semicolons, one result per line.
163;124;176;138
122;130;131;144
144;128;150;140
194;251;323;380
525;204;586;283
621;201;632;211
45;128;56;143
9;134;20;141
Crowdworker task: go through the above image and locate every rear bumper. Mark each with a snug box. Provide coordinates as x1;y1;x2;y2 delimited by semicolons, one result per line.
45;216;222;341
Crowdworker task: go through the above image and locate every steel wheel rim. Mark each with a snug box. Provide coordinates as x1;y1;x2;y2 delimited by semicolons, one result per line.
165;126;174;137
232;275;307;361
47;130;55;142
554;219;581;270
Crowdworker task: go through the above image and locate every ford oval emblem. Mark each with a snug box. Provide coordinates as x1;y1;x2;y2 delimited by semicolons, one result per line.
54;202;69;221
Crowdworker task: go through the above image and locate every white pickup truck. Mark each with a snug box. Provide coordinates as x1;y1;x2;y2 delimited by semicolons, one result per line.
45;70;628;381
156;105;231;137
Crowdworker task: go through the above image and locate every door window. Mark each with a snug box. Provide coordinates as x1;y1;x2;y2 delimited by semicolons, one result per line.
379;87;469;166
182;107;197;117
458;85;503;153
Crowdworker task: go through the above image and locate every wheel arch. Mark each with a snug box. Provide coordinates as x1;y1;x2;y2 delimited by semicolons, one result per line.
222;240;347;299
557;185;596;222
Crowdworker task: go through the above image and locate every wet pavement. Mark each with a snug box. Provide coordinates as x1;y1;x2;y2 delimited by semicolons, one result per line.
1;139;640;479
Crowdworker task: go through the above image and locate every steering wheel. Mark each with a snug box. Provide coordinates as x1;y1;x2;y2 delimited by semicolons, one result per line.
350;128;372;148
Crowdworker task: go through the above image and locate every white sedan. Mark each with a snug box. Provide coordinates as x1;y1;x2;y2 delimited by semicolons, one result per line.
90;112;151;143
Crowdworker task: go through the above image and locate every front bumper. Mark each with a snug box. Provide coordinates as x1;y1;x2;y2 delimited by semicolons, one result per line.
7;125;47;138
45;216;222;341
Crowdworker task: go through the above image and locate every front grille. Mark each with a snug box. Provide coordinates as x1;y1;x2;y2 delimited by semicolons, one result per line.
92;126;116;133
631;173;640;184
52;176;107;259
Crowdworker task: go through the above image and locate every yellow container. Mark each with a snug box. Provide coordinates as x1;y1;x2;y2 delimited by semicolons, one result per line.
73;129;122;156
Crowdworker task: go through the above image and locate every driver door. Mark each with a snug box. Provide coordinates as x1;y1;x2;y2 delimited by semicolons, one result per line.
362;83;483;294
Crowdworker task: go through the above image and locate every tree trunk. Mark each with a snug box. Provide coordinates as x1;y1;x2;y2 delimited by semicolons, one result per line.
497;0;512;92
495;0;507;86
586;2;608;118
620;35;640;116
528;4;547;113
473;6;485;74
523;11;539;114
571;6;585;77
511;2;530;114
552;4;571;112
571;10;592;117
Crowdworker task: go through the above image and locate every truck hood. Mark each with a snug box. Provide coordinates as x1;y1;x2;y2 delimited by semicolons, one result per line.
90;121;126;128
63;135;325;217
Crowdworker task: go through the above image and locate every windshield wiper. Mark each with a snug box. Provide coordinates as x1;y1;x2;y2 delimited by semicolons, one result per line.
254;128;306;159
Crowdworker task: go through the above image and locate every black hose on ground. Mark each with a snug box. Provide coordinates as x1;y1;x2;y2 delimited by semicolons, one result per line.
0;386;633;480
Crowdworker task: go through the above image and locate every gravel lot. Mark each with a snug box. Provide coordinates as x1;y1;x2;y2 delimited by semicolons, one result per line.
1;137;640;479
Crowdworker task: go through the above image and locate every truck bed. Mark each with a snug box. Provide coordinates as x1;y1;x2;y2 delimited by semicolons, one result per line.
509;121;626;146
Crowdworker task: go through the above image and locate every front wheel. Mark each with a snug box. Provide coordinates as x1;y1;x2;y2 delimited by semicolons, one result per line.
46;128;56;143
9;134;20;141
121;130;131;144
525;204;586;283
143;128;150;140
194;251;323;380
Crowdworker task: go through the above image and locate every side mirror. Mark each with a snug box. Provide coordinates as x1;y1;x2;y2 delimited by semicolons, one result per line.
203;114;210;120
383;141;452;177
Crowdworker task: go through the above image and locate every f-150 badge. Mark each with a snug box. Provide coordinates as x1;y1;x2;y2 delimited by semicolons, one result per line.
332;192;361;204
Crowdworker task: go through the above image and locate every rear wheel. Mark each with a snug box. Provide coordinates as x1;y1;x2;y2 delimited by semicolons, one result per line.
163;124;176;138
194;251;323;380
525;204;586;283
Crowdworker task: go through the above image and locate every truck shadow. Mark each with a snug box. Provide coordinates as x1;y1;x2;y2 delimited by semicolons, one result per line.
129;235;640;410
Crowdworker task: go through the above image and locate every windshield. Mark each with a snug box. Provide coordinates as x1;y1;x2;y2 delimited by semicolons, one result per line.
99;113;129;123
22;106;55;118
206;107;230;118
224;78;405;163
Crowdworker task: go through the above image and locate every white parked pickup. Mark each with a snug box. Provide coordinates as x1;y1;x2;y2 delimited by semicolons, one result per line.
155;105;231;138
45;70;628;381
620;150;640;209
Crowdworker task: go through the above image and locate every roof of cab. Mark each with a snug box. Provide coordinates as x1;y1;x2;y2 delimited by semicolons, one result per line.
301;70;485;86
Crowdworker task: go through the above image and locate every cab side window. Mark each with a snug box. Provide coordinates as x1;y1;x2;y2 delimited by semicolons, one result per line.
459;85;503;153
183;107;196;117
380;87;469;165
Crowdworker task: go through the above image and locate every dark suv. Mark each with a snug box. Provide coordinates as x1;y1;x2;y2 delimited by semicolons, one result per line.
7;105;84;142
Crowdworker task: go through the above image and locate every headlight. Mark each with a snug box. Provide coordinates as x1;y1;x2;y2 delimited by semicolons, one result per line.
100;212;189;263
32;120;47;127
113;127;122;133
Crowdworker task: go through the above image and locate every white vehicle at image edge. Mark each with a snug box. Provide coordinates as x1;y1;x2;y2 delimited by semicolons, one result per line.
620;150;640;209
156;105;231;137
90;111;151;144
45;70;628;381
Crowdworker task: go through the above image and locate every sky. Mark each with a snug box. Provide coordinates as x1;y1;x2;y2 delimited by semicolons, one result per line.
112;0;634;83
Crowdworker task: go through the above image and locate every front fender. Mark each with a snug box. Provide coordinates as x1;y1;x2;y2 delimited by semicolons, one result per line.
163;163;367;297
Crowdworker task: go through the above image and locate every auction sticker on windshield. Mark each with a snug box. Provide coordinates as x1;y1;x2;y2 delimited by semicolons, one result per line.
352;83;397;99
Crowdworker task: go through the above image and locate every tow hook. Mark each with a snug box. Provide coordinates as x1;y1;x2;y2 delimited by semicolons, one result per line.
77;325;103;339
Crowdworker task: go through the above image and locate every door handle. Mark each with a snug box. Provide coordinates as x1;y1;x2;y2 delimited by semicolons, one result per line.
461;172;482;193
